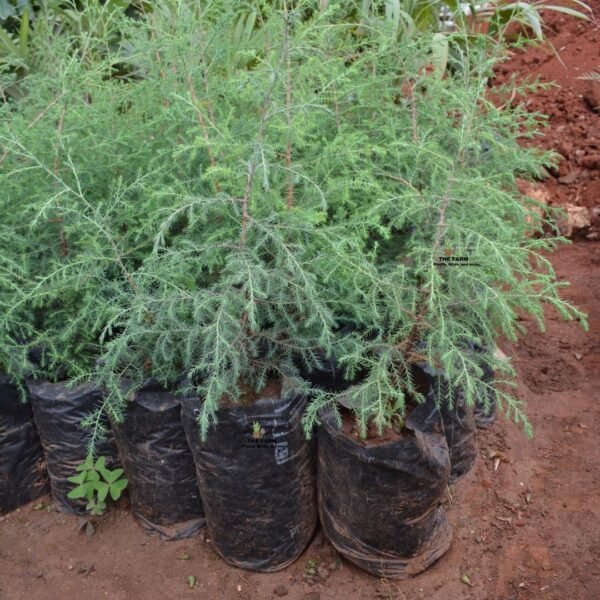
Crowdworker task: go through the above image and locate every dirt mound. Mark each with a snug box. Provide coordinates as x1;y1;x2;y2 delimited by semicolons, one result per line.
494;1;600;239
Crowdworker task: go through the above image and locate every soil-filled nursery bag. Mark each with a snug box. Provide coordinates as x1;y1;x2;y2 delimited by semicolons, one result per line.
300;354;355;393
416;352;479;481
181;393;317;572
439;392;477;482
112;382;205;540
318;398;452;578
474;362;497;428
424;369;478;482
461;341;498;429
27;379;120;514
0;377;49;513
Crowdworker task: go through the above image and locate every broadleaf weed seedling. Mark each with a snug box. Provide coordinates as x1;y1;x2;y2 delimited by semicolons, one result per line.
67;454;128;518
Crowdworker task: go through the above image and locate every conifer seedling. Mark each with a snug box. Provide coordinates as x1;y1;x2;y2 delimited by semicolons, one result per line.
94;3;586;443
0;1;585;444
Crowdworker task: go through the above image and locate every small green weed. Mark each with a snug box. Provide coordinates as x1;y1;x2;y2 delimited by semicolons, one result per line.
67;454;128;516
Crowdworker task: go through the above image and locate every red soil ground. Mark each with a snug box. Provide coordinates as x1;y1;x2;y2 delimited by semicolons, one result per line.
1;6;599;600
494;0;600;235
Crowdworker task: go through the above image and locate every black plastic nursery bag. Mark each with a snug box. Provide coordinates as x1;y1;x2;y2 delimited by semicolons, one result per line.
463;341;498;429
427;372;478;482
300;354;355;393
474;362;497;428
416;357;478;482
181;393;317;572
112;383;205;540
318;397;452;578
0;377;49;513
27;379;120;515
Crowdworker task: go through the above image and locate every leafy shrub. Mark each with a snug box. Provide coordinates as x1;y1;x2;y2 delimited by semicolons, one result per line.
88;2;586;442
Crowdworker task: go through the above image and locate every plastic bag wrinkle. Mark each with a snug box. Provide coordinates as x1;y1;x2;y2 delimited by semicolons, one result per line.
0;377;49;513
317;396;452;578
27;379;120;515
112;382;205;540
181;392;317;572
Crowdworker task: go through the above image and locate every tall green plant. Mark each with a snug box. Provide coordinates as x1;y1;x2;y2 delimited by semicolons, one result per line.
0;5;214;381
88;1;586;447
93;0;339;440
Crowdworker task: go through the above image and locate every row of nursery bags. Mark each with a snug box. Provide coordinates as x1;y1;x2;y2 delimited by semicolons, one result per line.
0;373;495;578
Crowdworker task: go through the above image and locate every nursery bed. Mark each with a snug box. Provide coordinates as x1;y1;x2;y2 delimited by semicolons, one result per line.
1;241;598;600
2;4;600;598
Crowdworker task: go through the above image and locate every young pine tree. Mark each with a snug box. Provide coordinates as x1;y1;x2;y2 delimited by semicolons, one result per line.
95;1;344;440
299;29;588;436
95;3;586;445
0;5;215;382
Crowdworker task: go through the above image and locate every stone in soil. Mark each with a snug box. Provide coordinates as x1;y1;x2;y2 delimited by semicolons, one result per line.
583;81;600;114
557;204;591;237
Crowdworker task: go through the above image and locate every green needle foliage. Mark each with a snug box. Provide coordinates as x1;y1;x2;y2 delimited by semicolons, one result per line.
0;225;33;390
0;6;212;381
86;1;586;444
0;0;586;445
299;32;589;436
95;1;340;439
299;36;589;437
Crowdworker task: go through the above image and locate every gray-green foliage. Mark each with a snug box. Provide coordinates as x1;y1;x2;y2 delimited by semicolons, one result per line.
0;0;142;100
293;19;588;437
0;6;212;380
86;1;586;443
0;225;32;388
94;1;341;439
0;0;587;444
208;0;591;74
579;69;600;81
